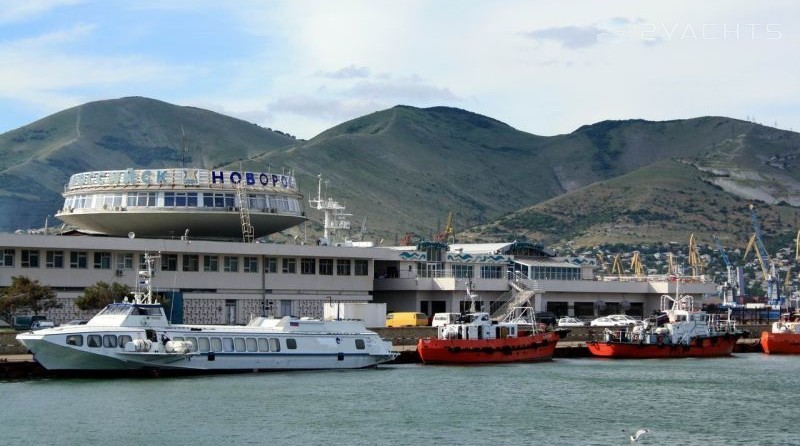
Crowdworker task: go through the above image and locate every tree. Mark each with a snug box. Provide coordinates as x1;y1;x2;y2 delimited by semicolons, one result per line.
0;276;60;322
74;281;131;311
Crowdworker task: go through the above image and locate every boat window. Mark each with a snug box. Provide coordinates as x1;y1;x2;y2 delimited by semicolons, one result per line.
355;339;365;350
103;335;118;348
222;338;234;352
185;337;198;352
269;338;281;352
246;338;258;352
210;337;222;352
66;335;83;346
234;338;246;352
258;338;270;352
173;336;184;342
197;337;210;353
118;335;132;348
87;335;101;348
286;338;297;349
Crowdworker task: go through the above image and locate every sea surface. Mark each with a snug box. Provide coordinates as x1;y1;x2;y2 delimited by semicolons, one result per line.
1;353;795;446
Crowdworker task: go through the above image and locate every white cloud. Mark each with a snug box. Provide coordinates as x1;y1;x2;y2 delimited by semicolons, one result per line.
0;0;84;24
319;65;371;79
523;25;603;49
0;1;799;141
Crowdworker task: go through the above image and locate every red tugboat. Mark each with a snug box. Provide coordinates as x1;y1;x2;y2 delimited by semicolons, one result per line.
760;312;800;354
587;291;744;359
417;283;564;364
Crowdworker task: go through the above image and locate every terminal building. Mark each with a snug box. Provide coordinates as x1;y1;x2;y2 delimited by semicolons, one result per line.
0;168;717;326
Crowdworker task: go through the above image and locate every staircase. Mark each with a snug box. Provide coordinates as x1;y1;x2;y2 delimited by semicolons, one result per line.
490;271;541;320
236;182;254;243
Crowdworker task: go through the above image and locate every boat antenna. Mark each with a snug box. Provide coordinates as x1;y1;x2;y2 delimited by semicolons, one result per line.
465;278;478;313
181;125;188;169
133;252;160;304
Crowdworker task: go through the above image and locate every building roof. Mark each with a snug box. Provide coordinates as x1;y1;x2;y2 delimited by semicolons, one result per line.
514;258;582;268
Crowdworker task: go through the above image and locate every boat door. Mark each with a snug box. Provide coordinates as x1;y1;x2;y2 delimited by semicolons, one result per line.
225;300;236;324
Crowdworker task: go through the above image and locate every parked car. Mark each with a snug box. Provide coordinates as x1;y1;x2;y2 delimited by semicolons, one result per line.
557;316;588;327
590;314;642;327
431;313;460;327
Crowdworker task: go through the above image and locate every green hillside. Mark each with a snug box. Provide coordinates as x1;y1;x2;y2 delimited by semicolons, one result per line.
2;97;799;249
464;158;800;247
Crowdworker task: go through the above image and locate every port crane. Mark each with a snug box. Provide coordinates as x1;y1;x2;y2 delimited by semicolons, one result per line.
433;212;455;244
688;233;704;277
630;251;645;277
713;236;737;305
743;205;782;306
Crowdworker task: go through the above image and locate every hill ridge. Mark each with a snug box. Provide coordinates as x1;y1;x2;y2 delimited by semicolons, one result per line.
1;97;799;248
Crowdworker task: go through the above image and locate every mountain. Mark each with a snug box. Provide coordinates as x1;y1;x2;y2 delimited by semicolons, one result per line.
244;108;800;245
1;97;799;248
0;97;298;231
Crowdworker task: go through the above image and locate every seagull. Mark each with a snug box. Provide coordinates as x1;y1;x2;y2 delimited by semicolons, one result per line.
630;429;650;443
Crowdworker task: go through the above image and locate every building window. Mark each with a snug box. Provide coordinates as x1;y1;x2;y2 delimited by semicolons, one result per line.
319;258;333;275
21;250;40;268
480;265;503;279
163;192;198;207
355;259;369;276
183;254;199;272
70;251;88;269
453;264;473;278
202;192;235;208
282;258;296;274
300;258;316;275
116;252;134;270
336;259;351;276
0;248;14;267
224;256;239;272
265;257;277;273
93;252;111;269
45;250;64;268
127;192;156;207
204;255;219;272
243;256;259;273
161;253;178;271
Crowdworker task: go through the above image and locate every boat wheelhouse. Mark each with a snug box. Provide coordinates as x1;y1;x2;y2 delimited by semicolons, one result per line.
55;168;306;239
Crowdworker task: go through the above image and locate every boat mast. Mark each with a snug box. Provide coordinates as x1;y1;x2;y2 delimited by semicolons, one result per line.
133;252;160;304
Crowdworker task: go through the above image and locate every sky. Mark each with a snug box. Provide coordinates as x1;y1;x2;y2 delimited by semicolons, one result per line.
0;0;798;139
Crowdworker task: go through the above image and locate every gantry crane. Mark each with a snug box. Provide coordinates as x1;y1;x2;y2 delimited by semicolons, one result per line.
744;204;781;306
688;233;704;277
630;251;644;277
713;235;736;306
433;212;455;244
611;254;623;278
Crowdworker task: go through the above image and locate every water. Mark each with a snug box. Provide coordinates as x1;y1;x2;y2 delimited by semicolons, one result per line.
1;354;795;445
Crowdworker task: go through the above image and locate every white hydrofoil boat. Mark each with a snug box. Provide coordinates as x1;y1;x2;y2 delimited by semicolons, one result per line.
17;254;397;374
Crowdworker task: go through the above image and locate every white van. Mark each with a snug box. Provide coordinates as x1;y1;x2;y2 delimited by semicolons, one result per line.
431;313;460;327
